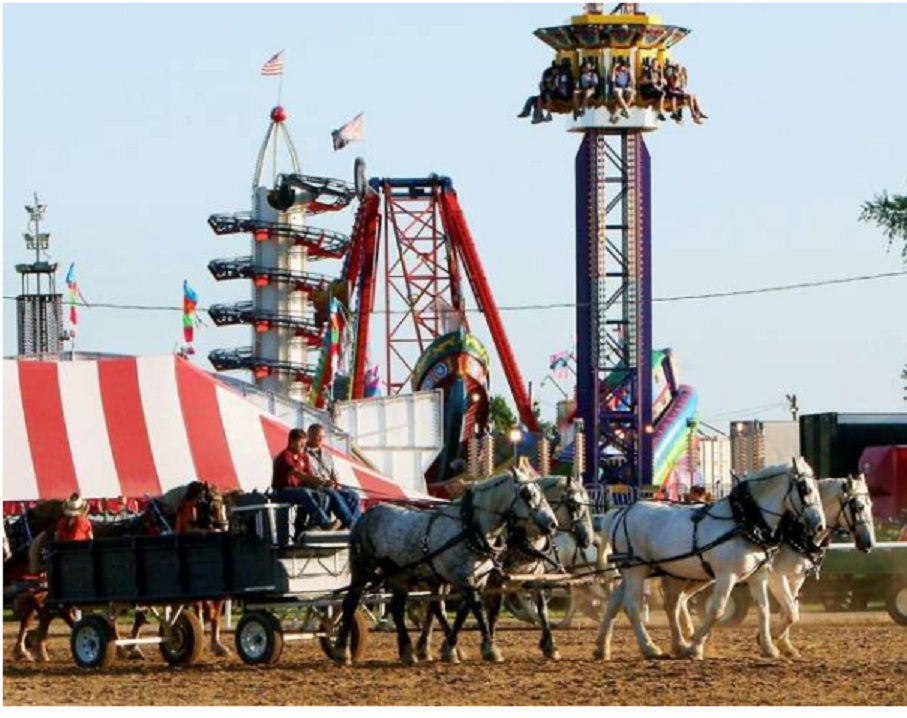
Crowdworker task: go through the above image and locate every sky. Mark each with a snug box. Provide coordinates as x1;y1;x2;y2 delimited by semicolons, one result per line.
4;1;907;433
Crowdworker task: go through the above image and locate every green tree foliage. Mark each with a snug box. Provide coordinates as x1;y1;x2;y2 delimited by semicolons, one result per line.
488;394;517;433
861;183;907;400
860;183;907;259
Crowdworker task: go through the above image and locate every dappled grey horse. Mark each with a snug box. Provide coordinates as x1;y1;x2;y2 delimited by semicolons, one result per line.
415;474;596;662
330;467;558;665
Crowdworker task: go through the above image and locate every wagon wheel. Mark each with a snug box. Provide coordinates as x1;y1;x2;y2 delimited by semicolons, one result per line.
690;586;750;626
235;610;284;665
159;609;205;666
502;590;575;628
71;614;116;670
886;579;907;626
558;584;608;627
717;588;750;626
319;607;369;663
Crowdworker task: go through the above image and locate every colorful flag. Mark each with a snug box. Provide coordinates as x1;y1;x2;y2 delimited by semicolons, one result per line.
331;112;365;151
261;50;284;76
549;350;573;380
182;280;199;353
309;297;349;406
365;362;381;398
64;262;88;337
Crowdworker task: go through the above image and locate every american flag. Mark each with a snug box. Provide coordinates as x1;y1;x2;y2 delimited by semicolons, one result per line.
331;112;365;151
260;51;284;76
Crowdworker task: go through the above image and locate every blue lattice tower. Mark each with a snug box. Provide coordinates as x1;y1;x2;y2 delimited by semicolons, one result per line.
530;3;692;491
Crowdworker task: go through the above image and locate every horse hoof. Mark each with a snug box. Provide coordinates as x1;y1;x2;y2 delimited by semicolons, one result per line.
38;649;51;663
440;640;460;664
416;645;433;662
14;647;34;663
212;644;231;658
592;647;609;661
400;646;418;666
481;643;504;663
643;646;664;660
330;647;352;667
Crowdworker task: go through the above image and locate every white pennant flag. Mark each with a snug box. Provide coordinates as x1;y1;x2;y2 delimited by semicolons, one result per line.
331;112;365;151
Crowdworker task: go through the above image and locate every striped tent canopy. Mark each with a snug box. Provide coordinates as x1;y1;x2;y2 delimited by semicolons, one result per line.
3;355;432;515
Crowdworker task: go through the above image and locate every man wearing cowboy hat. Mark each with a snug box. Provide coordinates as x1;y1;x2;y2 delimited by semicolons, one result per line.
55;493;93;542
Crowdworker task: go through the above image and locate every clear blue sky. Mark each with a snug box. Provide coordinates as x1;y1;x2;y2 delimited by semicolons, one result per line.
4;2;907;430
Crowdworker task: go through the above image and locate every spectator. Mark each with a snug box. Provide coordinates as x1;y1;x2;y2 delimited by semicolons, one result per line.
609;56;636;123
271;427;339;534
573;59;600;119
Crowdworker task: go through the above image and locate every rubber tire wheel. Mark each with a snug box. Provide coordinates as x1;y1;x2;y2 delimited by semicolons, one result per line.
716;588;750;627
159;610;205;666
886;580;907;626
319;608;369;663
691;587;750;626
71;615;116;670
235;610;284;665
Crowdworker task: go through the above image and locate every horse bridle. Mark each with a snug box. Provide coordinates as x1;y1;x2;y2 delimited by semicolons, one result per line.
832;485;872;535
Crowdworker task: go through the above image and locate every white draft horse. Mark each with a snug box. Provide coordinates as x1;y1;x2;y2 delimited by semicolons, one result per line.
594;457;826;660
415;474;597;662
330;468;558;666
666;474;875;658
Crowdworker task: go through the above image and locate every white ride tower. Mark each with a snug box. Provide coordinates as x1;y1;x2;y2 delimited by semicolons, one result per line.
208;106;355;402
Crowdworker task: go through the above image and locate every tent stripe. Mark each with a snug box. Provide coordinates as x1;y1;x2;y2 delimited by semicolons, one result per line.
98;358;161;499
59;361;120;501
3;361;38;501
217;385;272;491
176;360;240;492
18;362;79;499
137;356;196;494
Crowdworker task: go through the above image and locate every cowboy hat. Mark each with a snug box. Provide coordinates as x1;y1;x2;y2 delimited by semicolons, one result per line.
62;496;88;517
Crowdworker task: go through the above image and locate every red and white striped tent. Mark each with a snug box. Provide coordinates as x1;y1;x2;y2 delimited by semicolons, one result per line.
3;355;432;515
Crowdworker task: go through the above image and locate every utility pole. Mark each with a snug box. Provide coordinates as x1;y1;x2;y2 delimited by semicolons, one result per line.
785;393;799;422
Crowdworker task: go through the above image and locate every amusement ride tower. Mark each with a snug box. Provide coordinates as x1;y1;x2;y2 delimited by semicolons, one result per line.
207;106;356;402
529;3;693;490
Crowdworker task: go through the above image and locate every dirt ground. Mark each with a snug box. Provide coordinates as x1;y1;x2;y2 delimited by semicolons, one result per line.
3;611;905;706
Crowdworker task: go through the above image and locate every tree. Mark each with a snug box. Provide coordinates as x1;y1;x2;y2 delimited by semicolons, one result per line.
488;394;517;434
861;182;907;400
860;183;907;259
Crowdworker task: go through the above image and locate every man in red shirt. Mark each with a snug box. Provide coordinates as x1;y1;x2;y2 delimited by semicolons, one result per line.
54;494;93;542
271;428;337;534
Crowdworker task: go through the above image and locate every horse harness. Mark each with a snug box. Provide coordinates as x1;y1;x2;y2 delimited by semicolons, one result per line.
608;475;807;580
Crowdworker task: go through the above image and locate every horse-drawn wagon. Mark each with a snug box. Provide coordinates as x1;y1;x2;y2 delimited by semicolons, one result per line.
44;498;371;669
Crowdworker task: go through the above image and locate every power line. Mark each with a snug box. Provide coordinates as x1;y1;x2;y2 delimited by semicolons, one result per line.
3;269;905;314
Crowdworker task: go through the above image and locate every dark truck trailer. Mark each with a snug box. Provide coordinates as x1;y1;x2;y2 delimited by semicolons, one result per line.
799;413;907;479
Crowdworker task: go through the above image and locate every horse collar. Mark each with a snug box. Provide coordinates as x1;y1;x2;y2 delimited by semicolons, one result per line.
729;481;782;549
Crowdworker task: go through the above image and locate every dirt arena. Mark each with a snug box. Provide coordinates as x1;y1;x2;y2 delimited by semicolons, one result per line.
4;610;905;706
